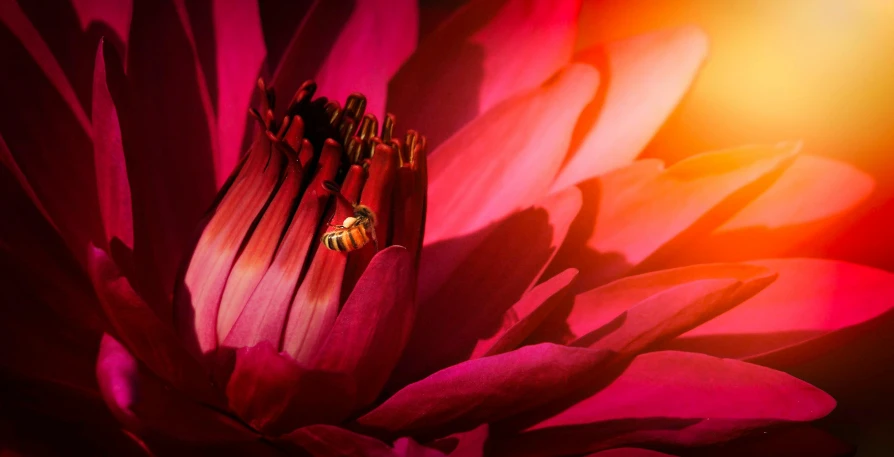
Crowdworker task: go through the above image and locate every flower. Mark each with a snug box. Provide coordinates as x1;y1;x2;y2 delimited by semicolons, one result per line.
1;1;892;456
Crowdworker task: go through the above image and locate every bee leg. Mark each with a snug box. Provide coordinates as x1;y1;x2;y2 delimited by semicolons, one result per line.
370;226;379;252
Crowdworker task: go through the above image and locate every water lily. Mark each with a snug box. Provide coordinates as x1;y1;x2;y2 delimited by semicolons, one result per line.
1;0;892;456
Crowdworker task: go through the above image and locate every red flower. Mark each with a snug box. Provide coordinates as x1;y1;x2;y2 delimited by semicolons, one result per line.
0;1;889;456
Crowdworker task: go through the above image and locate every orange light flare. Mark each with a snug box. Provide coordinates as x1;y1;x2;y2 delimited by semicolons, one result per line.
578;0;894;183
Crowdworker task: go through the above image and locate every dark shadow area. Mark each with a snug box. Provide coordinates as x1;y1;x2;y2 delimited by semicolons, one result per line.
561;45;612;168
386;206;559;391
259;0;315;71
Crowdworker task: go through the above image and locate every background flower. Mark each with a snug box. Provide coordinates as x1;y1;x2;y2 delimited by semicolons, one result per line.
1;0;893;456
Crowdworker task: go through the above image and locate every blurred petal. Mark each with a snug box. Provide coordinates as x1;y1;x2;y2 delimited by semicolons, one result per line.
71;0;133;51
97;334;254;442
563;264;776;353
226;342;355;435
212;0;266;186
426;63;598;244
282;424;396;457
685;425;853;457
568;143;798;288
313;246;416;408
587;450;676;457
358;344;612;439
315;0;417;122
673;155;875;265
553;26;708;190
666;259;894;365
498;351;834;456
87;245;217;404
471;268;578;358
389;0;581;148
394;188;581;386
92;39;134;249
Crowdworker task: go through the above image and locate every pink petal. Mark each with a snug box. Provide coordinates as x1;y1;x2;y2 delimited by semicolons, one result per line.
425;63;598;245
312;246;416;408
212;0;266;186
564;264;777;358
221;144;340;348
314;0;417;122
388;0;581;148
174;134;282;356
87;245;218;405
281;424;397;457
71;0;133;53
358;344;612;439
96;334;255;442
226;342;355;435
568;144;798;289
552;27;708;190
666;259;894;365
671;155;875;265
393;188;581;387
685;425;852;457
122;0;221;292
92;39;134;250
587;450;677;457
500;351;834;456
437;425;489;457
0;0;105;260
471;268;578;358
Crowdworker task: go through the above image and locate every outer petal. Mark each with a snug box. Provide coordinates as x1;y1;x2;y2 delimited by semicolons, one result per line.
553;27;708;189
425;63;598;244
587;450;676;457
558;263;776;349
226;342;355;435
666;259;894;365
686;425;852;457
71;0;133;52
394;188;581;386
212;0;266;186
87;245;217;405
314;0;417;122
96;334;255;443
93;39;134;249
281;424;397;457
358;344;612;439
312;246;416;408
496;351;835;456
389;0;581;148
670;155;874;265
559;143;798;289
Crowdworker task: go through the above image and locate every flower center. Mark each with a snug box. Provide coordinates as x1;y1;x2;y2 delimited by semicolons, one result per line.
173;79;427;362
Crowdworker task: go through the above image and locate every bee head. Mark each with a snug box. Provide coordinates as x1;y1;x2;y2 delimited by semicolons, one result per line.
353;204;376;225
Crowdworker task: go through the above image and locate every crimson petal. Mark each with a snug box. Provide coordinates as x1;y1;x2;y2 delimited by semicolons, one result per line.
666;259;894;366
498;351;834;456
388;0;581;148
96;334;255;443
312;246;416;408
358;344;612;440
586;450;676;457
281;424;396;457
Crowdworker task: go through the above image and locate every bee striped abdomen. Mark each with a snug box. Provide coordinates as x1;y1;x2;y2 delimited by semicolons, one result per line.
322;221;371;252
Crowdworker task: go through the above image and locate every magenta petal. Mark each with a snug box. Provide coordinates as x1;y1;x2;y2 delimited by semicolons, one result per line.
87;245;216;405
70;0;133;52
212;0;266;187
96;334;255;442
568;264;777;359
395;188;581;386
312;246;416;408
587;450;677;457
281;424;397;457
389;0;582;148
314;0;417;122
505;351;834;456
358;344;612;439
425;63;598;244
471;268;578;358
226;342;355;435
92;40;134;249
685;425;853;457
553;26;708;190
571;144;798;288
666;259;894;365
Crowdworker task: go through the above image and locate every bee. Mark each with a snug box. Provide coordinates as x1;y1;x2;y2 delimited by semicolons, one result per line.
321;203;378;252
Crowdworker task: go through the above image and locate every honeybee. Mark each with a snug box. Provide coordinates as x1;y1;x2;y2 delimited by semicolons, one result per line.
321;203;377;252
